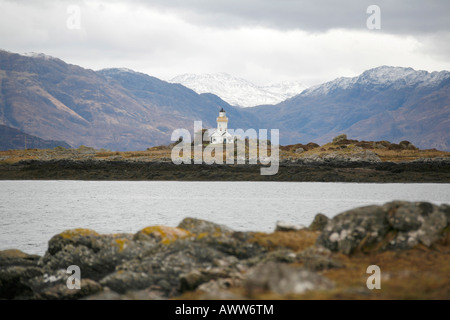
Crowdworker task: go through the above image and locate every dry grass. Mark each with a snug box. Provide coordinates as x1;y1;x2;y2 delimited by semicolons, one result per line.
250;230;320;252
1;140;449;164
373;149;449;162
306;242;450;300
271;233;449;299
178;231;450;300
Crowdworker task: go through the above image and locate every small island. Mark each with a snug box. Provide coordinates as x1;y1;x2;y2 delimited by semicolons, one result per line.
1;135;449;182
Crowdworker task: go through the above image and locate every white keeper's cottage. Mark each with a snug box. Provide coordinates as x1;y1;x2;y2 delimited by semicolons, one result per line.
210;108;234;144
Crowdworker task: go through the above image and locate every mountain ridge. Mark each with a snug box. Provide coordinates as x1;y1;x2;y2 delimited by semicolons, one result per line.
0;125;71;151
0;49;449;151
0;50;250;151
244;65;450;150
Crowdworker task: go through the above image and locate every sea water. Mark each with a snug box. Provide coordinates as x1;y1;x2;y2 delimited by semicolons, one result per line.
0;180;449;255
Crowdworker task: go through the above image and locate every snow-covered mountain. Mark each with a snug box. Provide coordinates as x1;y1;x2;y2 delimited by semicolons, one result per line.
302;66;450;96
170;73;307;107
246;65;450;150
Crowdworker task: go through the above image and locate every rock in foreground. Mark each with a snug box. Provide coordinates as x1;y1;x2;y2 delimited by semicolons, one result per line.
0;202;449;300
317;201;449;254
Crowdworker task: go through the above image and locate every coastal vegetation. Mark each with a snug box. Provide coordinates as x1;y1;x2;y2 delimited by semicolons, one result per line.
0;135;448;164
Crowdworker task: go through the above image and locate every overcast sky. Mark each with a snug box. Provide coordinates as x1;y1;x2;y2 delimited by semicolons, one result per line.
1;0;449;86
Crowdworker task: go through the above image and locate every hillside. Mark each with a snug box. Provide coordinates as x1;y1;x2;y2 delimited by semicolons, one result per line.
0;50;250;151
246;66;450;150
0;49;449;151
0;125;71;150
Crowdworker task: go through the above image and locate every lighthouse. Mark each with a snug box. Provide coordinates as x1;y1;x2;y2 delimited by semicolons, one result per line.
210;108;234;144
217;108;228;132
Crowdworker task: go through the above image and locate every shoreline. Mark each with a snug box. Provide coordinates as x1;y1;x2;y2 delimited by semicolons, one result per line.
1;158;450;182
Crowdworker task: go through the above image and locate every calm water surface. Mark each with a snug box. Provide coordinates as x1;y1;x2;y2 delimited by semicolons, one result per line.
0;181;449;255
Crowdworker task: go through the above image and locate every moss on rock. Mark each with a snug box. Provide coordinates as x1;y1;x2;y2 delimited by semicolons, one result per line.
133;226;192;244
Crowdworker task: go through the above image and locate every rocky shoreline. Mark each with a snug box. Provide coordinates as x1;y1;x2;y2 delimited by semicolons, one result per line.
1;201;449;300
1;158;450;182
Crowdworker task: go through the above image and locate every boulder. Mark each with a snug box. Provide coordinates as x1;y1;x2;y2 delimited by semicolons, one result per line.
178;218;266;259
0;266;44;299
179;268;231;292
0;249;40;267
317;201;449;254
133;225;192;244
177;217;233;236
41;231;150;281
37;279;102;300
99;271;153;294
332;134;347;144
296;247;343;271
47;228;100;255
114;239;233;296
317;205;389;254
308;213;329;231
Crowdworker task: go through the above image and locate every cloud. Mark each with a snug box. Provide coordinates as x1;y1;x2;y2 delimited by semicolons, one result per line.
125;0;450;34
0;0;449;86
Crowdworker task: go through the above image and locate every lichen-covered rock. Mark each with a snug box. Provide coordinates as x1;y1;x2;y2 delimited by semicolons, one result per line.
308;213;330;231
179;268;231;292
178;218;266;259
317;201;450;254
177;217;233;236
0;250;41;267
47;229;100;255
114;238;240;297
99;271;153;294
438;204;450;225
40;232;151;282
386;202;424;231
36;279;102;300
252;249;297;264
245;262;333;295
106;221;266;297
317;205;389;254
133;225;192;244
3;204;447;300
296;247;343;271
0;266;44;299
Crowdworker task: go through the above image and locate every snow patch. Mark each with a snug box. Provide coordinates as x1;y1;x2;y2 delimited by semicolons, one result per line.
170;73;308;107
22;52;58;61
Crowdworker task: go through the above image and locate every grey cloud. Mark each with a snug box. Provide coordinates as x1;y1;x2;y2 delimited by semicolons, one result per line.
4;0;449;34
126;0;450;34
0;0;448;86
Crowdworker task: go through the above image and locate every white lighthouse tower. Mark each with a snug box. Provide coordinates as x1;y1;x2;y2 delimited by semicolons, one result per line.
217;108;228;132
210;108;234;144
